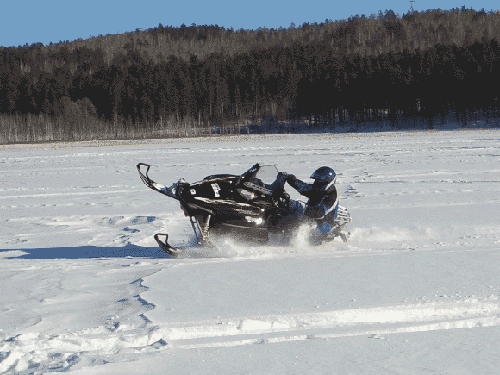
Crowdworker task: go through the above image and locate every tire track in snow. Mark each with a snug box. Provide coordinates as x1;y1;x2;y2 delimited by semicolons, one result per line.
153;298;500;350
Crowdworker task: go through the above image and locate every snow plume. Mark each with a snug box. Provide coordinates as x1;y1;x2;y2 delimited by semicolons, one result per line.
204;235;292;259
289;223;315;249
176;229;314;260
348;226;439;243
346;224;500;253
178;236;238;259
193;223;344;259
164;220;354;260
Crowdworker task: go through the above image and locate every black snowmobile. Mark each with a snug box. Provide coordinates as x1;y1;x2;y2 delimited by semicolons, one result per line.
137;163;351;255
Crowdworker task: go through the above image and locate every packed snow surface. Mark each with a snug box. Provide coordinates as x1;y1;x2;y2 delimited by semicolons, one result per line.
1;130;500;374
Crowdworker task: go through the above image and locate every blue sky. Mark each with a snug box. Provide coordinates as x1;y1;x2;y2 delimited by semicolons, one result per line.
1;0;498;48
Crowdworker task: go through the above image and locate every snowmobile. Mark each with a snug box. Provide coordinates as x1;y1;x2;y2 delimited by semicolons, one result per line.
137;163;351;255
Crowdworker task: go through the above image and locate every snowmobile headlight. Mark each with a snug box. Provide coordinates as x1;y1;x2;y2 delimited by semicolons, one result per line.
245;216;264;225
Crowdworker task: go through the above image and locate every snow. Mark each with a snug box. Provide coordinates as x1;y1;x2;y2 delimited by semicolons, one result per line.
1;130;500;374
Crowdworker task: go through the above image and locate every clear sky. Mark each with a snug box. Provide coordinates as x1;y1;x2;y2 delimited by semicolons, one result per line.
1;0;498;48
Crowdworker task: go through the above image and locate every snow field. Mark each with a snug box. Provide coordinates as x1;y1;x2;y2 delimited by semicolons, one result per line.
1;129;500;374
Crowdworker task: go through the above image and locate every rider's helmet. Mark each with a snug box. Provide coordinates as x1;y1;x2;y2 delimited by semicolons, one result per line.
310;166;336;185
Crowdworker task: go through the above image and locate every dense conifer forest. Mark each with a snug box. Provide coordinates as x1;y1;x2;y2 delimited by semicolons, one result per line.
1;6;500;143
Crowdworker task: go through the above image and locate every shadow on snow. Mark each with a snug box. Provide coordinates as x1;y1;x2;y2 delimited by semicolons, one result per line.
0;243;173;260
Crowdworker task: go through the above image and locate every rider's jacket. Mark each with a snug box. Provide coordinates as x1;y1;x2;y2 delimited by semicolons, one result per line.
287;177;338;221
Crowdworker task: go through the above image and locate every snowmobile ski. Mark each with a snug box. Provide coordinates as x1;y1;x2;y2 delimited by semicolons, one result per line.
154;233;180;256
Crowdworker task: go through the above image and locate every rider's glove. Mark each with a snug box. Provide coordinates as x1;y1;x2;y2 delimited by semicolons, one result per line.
277;172;288;180
286;174;297;183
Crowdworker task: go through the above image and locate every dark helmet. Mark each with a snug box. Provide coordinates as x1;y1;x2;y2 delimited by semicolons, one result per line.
310;166;336;182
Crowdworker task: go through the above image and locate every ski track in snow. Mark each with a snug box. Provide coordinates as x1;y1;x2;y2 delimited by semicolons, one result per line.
1;130;500;374
159;298;500;348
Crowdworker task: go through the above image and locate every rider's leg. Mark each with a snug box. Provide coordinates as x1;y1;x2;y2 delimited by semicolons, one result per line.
310;203;340;244
317;205;339;235
268;199;306;244
289;200;306;218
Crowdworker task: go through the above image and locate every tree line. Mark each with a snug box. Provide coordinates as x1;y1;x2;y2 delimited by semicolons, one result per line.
1;6;500;143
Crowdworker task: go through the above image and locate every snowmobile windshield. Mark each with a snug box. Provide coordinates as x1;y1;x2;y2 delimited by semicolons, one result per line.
244;164;278;185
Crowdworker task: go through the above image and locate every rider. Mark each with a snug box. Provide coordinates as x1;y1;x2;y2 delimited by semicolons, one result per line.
242;164;339;239
277;166;339;239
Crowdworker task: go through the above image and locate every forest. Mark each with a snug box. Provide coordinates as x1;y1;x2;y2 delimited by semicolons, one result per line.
1;6;500;143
